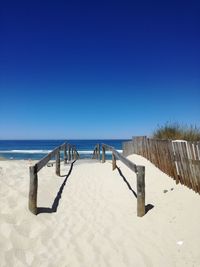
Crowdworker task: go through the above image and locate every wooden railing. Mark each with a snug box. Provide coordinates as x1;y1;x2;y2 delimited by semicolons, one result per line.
102;144;145;217
29;142;79;215
92;144;100;160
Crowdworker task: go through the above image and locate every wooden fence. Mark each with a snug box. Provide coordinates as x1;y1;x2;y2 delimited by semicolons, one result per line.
102;144;146;217
123;136;200;194
29;142;79;215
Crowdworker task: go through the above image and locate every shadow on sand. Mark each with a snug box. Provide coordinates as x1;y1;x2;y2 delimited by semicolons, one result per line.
116;167;154;214
37;161;75;214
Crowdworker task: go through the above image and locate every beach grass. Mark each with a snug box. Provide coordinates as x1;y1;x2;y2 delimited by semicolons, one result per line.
153;122;200;141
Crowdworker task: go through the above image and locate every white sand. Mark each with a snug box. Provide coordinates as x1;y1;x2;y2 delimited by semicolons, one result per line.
0;155;200;267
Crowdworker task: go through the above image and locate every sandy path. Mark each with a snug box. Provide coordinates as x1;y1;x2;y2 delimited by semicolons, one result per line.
0;156;200;267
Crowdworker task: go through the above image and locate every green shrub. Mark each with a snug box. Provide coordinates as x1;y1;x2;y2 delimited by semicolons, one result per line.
153;122;200;141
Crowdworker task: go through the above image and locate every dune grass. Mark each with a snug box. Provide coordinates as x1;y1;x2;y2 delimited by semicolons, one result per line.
153;122;200;141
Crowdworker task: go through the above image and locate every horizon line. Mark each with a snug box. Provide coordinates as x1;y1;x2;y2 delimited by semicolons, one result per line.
0;138;132;141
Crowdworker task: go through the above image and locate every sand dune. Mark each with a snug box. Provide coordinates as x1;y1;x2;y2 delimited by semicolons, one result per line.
0;155;200;267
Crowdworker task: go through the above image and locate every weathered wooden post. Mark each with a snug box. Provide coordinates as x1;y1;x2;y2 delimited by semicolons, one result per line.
94;148;96;159
75;150;79;160
64;144;67;164
74;147;77;160
29;165;38;215
97;144;100;160
136;166;145;217
71;147;73;160
112;153;117;170
102;146;106;163
93;148;96;159
56;150;60;176
72;146;75;160
68;145;71;161
74;146;76;160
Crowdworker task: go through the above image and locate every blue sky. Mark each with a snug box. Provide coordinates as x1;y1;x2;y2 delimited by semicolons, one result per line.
0;0;199;139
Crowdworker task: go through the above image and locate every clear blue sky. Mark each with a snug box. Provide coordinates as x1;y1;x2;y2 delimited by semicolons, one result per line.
0;0;199;139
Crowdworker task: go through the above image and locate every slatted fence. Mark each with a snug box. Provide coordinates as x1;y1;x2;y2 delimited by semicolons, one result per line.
123;136;200;193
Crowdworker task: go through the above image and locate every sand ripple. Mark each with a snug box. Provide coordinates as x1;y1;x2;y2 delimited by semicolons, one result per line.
0;158;200;266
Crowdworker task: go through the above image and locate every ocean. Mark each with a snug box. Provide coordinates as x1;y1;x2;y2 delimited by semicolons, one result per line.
0;140;129;160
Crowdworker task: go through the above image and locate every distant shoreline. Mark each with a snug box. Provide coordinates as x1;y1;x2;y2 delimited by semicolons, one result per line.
0;139;124;160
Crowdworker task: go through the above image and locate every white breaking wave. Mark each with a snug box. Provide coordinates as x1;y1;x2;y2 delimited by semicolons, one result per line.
77;150;93;154
0;149;123;154
0;150;52;154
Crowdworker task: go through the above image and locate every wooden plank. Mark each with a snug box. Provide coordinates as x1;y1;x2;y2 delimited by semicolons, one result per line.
155;140;161;170
64;144;67;164
102;146;106;163
56;150;60;176
102;144;137;173
146;138;150;161
160;141;165;173
167;140;179;183
181;142;192;189
35;143;66;172
173;142;184;185
68;144;71;161
177;142;189;187
73;146;78;160
112;153;117;170
136;165;145;217
143;136;148;159
76;150;80;159
113;150;133;171
92;148;96;159
92;144;100;160
97;144;100;160
193;143;200;192
35;147;59;172
29;166;38;215
188;142;200;192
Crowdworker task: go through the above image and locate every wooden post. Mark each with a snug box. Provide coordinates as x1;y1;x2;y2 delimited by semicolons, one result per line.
64;144;67;164
73;147;76;160
56;150;60;176
68;145;71;161
71;147;73;160
136;166;145;217
29;165;38;215
93;148;96;159
97;144;100;160
112;153;117;170
74;146;76;160
102;146;106;163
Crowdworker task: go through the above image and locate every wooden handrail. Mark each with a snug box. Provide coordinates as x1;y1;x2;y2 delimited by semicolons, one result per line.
102;144;137;172
29;142;79;215
35;143;66;172
102;143;145;217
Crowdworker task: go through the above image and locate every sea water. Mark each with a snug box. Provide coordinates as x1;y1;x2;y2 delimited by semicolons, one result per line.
0;140;129;160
